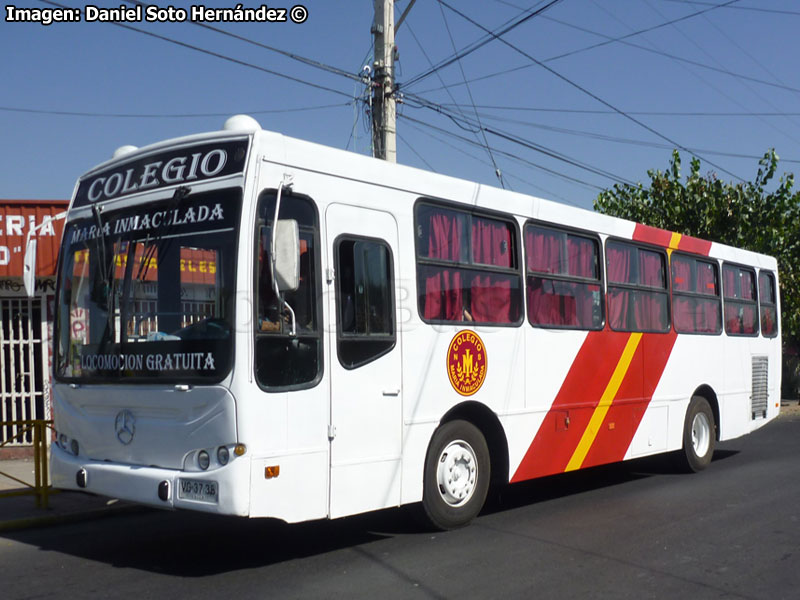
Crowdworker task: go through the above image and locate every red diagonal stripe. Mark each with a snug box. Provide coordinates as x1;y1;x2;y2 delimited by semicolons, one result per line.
581;331;677;468
511;330;630;482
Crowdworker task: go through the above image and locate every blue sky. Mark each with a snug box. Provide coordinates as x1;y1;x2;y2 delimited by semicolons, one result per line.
2;0;800;210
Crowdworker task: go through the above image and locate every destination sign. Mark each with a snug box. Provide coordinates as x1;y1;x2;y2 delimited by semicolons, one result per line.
74;138;249;207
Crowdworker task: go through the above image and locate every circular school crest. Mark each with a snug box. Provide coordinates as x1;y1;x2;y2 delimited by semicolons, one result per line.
447;330;487;396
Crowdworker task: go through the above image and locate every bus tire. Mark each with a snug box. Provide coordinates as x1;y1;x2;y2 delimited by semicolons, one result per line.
422;420;490;530
678;396;716;472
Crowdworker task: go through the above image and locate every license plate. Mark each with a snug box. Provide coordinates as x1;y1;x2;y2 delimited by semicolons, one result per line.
178;478;218;503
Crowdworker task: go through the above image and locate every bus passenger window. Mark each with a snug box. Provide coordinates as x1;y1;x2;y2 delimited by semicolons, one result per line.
336;237;395;369
525;224;603;330
759;271;778;337
606;241;669;333
671;254;721;335
723;264;759;336
415;203;521;325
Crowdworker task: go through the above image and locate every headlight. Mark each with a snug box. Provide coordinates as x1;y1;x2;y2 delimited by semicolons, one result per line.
197;450;210;470
56;432;80;456
217;446;230;466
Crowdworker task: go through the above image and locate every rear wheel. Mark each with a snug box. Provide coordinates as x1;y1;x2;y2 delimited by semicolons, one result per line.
678;396;716;472
422;420;490;530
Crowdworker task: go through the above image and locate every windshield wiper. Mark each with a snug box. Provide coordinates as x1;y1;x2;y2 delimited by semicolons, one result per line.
90;203;120;354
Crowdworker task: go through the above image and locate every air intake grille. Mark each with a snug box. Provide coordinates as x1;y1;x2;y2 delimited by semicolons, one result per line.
751;356;769;420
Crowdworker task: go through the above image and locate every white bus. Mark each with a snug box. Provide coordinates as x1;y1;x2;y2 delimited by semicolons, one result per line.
49;116;781;529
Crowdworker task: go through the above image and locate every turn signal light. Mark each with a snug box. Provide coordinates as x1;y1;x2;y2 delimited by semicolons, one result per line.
234;443;247;457
265;465;280;479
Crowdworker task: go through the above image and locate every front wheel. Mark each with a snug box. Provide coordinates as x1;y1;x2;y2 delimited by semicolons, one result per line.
677;396;716;472
422;420;490;530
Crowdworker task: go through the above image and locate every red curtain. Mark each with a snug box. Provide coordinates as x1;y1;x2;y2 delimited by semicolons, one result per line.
423;268;463;321
672;258;693;331
567;236;595;278
607;245;632;329
723;266;757;334
634;251;666;330
423;212;463;320
473;218;511;267
568;237;596;327
672;258;691;292
759;272;774;303
740;271;756;300
696;262;719;332
528;279;562;325
760;273;777;336
526;228;562;274
762;307;777;336
471;274;512;322
725;305;743;334
526;229;597;328
723;266;736;298
740;305;758;334
471;218;512;322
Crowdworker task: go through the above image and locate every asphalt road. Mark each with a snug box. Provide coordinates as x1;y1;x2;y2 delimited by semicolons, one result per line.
3;413;799;600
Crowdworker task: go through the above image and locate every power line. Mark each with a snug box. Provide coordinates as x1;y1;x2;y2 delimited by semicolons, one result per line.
435;0;745;182
0;103;353;119
439;105;800;117
661;0;800;16
544;0;742;62
399;113;605;199
403;0;564;88
413;2;800;100
396;129;438;172
435;106;800;164
403;115;592;204
123;0;363;84
403;93;635;185
636;0;800;148
405;20;497;172
436;0;507;189
541;15;800;96
37;0;355;100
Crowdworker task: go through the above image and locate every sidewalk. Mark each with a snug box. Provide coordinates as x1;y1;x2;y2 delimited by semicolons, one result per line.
0;458;143;532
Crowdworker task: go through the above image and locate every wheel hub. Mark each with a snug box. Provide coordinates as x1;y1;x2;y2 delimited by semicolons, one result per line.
692;412;711;457
437;440;478;507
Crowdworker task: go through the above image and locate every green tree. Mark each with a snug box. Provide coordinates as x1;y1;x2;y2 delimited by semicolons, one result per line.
595;150;800;396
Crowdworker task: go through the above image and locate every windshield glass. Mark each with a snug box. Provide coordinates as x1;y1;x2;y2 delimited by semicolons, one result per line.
55;188;241;382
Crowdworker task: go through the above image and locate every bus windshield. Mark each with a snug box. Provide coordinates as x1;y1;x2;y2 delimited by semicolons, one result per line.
54;187;242;383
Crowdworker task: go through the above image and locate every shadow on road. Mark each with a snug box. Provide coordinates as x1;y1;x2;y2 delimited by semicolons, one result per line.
485;447;740;514
2;448;741;577
2;503;438;577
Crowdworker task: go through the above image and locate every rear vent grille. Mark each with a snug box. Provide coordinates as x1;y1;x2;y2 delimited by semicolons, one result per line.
751;355;769;420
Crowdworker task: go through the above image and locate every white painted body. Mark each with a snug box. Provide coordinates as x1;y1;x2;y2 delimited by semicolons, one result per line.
51;122;781;523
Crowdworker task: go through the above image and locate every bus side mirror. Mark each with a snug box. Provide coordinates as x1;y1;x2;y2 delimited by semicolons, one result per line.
23;238;37;297
274;219;299;292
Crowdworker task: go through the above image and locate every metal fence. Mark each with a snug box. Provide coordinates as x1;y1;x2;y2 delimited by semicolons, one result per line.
0;419;53;508
1;297;47;447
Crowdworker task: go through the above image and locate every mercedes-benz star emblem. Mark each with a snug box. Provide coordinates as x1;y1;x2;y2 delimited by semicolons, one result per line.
114;409;136;445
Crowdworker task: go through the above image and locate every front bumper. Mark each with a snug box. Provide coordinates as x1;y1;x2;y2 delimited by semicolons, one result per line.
51;443;251;517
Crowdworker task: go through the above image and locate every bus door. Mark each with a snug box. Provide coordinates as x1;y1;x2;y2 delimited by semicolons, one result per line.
325;203;402;518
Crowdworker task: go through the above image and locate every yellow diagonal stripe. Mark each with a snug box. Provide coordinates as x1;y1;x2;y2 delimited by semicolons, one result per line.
565;332;643;472
667;232;682;258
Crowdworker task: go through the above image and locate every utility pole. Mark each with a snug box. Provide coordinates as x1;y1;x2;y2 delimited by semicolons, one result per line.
372;0;396;162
